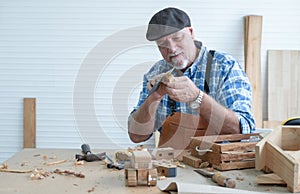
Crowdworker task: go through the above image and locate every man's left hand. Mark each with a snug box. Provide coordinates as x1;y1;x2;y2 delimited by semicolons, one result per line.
163;76;200;102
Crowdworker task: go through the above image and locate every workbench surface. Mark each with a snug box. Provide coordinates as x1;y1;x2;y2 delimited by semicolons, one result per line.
0;148;290;194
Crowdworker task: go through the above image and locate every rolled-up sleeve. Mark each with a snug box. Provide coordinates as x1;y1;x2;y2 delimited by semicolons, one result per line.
212;53;256;134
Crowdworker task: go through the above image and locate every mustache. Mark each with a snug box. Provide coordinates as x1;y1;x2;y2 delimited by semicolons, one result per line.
167;51;184;60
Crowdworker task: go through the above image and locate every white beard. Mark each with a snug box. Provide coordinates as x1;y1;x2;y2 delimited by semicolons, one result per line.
171;58;189;70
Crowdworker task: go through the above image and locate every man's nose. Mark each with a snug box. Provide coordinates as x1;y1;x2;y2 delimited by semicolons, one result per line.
167;42;177;53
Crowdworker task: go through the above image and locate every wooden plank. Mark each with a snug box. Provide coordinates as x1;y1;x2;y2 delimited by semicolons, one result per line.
244;15;263;128
256;173;286;185
218;142;256;153
220;152;255;162
23;98;36;148
265;141;299;192
255;125;282;170
268;50;300;121
213;161;255;171
191;133;259;143
196;152;255;165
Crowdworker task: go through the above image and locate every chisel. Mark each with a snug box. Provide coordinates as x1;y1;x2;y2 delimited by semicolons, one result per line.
147;67;175;96
194;169;236;188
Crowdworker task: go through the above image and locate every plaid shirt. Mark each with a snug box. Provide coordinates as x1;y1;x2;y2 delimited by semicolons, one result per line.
133;42;256;134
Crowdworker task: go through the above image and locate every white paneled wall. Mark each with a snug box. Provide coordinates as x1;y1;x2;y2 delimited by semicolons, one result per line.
0;0;299;162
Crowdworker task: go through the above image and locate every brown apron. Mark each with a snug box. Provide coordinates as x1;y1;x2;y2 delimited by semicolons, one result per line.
158;112;208;150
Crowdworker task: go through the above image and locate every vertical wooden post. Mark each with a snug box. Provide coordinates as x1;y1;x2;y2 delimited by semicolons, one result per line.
244;15;263;128
24;98;36;148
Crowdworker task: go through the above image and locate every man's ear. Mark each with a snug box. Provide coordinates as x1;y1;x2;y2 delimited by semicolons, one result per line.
187;27;195;39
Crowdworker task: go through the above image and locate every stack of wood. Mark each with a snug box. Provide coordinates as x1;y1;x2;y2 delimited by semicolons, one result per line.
189;133;260;170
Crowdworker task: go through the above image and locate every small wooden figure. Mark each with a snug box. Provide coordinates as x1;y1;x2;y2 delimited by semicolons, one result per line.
125;150;157;187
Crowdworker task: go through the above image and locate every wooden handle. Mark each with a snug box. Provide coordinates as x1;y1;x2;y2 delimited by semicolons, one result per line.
212;172;236;188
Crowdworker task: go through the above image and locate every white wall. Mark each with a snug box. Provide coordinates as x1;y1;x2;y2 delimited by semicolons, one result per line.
0;0;299;163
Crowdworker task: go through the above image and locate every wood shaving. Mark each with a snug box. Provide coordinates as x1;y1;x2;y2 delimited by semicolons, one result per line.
21;161;29;167
46;159;67;166
53;169;85;178
236;175;244;181
175;161;185;168
75;160;84;166
199;162;210;168
30;169;51;180
88;187;95;193
49;156;57;159
0;168;32;173
158;176;167;180
0;163;8;169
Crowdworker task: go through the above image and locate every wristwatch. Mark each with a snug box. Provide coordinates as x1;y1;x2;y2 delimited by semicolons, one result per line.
189;90;204;109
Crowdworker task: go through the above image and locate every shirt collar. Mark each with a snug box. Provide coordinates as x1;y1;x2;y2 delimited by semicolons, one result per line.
183;41;206;76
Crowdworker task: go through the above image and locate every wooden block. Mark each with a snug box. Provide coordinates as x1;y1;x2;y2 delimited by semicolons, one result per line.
148;168;157;186
282;126;300;150
137;169;148;185
182;154;202;168
125;169;137;187
23;98;36;148
153;161;177;177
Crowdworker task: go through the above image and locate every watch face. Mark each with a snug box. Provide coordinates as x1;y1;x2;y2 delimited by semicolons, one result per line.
190;102;200;109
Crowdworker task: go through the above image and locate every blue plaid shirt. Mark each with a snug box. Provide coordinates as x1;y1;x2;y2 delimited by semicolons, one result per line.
133;43;256;134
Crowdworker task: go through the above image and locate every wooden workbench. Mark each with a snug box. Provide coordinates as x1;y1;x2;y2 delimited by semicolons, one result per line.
0;149;291;194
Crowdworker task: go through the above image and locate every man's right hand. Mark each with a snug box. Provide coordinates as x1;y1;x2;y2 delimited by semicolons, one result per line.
147;71;176;99
147;73;166;91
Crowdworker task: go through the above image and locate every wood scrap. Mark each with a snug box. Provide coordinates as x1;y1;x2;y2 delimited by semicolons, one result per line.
46;159;67;166
30;168;51;180
256;173;286;185
236;174;244;181
0;163;8;169
74;160;84;166
182;154;202;168
88;187;95;193
20;161;29;167
53;169;85;178
0;163;32;173
199;161;210;169
0;168;33;173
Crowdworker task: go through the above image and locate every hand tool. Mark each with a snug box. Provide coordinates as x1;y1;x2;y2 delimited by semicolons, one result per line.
75;144;106;162
105;153;125;170
147;67;175;96
194;168;236;188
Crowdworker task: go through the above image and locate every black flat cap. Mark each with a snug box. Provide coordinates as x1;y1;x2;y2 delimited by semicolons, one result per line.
146;7;191;41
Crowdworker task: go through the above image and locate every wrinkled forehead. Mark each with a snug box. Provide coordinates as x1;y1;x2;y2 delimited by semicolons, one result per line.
156;28;188;44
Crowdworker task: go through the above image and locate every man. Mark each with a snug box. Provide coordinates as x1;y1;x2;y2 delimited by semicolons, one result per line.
128;7;255;143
